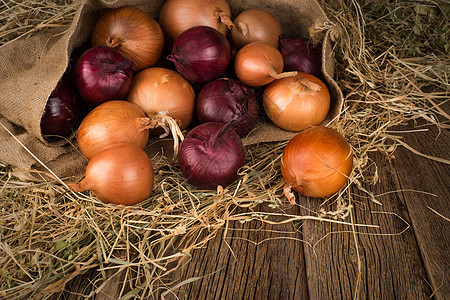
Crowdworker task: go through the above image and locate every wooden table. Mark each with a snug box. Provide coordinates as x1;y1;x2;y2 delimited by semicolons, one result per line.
65;120;449;299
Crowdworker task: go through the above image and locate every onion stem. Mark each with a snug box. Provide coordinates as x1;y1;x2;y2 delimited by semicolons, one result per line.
298;77;322;92
269;68;298;80
237;22;249;36
215;10;235;29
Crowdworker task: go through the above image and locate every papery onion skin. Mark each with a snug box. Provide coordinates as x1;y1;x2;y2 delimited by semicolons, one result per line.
279;35;323;79
41;75;81;140
281;126;353;201
73;46;134;106
167;26;231;83
234;41;296;87
263;72;330;132
159;0;233;45
92;6;164;71
68;143;153;206
178;122;245;189
196;78;258;137
231;8;282;49
77;100;149;159
127;67;196;132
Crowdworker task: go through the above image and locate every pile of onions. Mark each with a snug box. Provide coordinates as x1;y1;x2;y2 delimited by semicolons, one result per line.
230;8;282;49
73;46;134;105
158;0;234;45
77;100;150;160
196;78;258;137
234;42;297;87
92;6;164;71
40;75;81;140
127;67;196;152
263;72;330;132
68;143;154;206
177;122;245;189
281;126;353;204
279;35;323;79
167;26;231;83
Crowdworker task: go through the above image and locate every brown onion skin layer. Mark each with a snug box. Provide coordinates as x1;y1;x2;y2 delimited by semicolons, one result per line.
69;144;154;206
77;100;149;160
263;72;330;132
281;126;353;198
92;6;164;71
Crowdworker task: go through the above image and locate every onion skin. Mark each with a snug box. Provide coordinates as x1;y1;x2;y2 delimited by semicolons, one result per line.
234;41;297;87
263;72;330;132
178;122;245;189
73;46;134;106
281;126;353;203
159;0;234;45
127;67;196;132
77;100;149;160
167;26;231;83
279;35;323;79
231;9;282;49
68;144;153;206
92;6;164;71
196;78;258;137
40;75;81;140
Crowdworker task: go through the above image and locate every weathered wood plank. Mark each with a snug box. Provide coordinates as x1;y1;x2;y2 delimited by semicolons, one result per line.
387;122;450;299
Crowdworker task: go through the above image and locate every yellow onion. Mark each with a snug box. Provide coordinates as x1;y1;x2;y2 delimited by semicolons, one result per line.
158;0;234;45
263;72;330;132
68;144;154;206
127;67;196;154
234;42;297;87
77;100;149;160
281;126;353;204
92;6;164;71
231;8;282;49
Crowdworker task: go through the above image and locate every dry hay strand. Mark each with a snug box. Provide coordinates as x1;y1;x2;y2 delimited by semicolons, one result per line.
1;0;449;298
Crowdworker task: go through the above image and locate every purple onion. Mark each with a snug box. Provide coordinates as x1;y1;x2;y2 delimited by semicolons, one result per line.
167;26;231;83
279;35;323;79
196;78;259;137
178;122;245;189
40;75;81;140
74;46;134;105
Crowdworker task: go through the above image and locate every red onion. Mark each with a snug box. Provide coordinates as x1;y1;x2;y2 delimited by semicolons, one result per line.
196;78;258;137
166;26;231;83
178;122;245;189
40;75;81;140
74;46;134;105
279;35;323;79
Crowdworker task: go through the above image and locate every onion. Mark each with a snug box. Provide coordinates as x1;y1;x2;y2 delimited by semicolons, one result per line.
40;75;81;140
77;100;150;160
68;143;154;206
178;122;245;189
196;78;258;137
159;0;234;45
167;26;231;83
279;35;323;79
127;67;196;153
230;8;282;49
234;42;297;87
92;6;164;71
263;72;330;131
73;46;134;106
281;126;353;203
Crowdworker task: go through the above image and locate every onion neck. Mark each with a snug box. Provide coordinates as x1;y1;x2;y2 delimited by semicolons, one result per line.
207;120;235;150
294;78;322;96
269;68;298;80
237;22;249;36
283;183;297;205
106;36;124;48
215;9;235;29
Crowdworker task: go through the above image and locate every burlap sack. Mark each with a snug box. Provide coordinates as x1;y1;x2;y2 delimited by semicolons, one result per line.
0;0;342;179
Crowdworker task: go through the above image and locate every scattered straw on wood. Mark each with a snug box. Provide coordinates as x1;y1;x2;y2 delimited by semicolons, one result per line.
1;0;449;298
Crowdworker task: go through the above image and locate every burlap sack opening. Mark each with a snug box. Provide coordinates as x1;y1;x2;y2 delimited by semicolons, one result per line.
0;0;343;179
